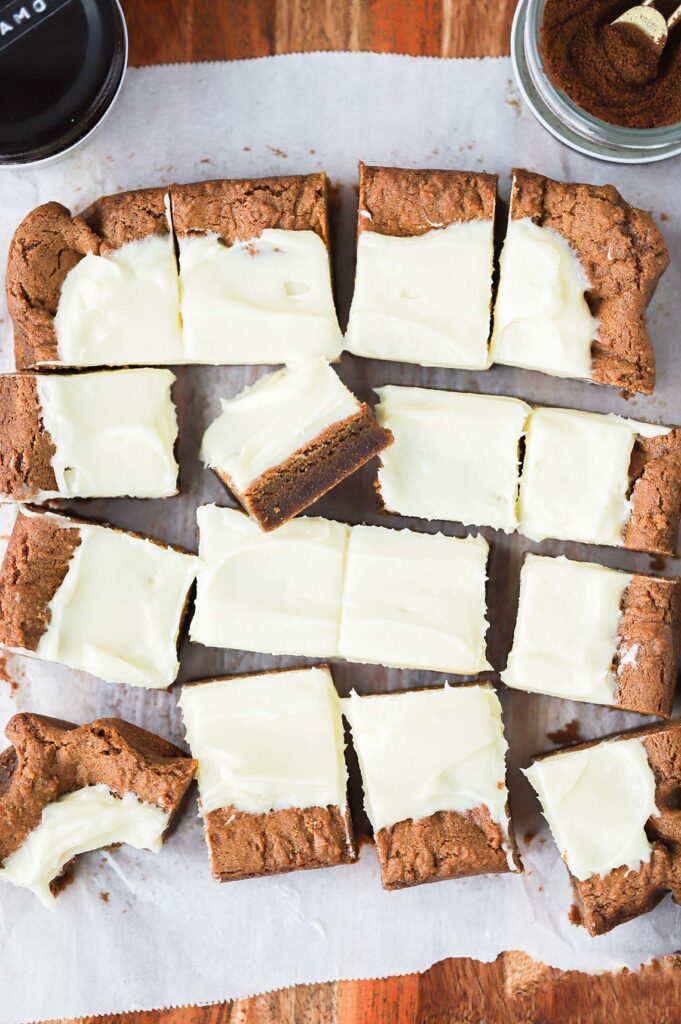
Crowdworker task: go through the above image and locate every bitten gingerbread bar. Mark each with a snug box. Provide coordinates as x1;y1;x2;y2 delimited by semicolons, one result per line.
492;168;669;393
0;507;198;689
344;685;521;890
525;719;681;935
170;172;342;363
0;713;196;906
8;187;182;370
179;666;355;882
345;162;497;370
200;359;391;531
0;369;179;501
503;554;681;717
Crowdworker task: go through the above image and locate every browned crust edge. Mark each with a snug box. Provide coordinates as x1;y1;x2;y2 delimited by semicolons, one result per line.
357;162;497;238
626;429;681;556
0;374;58;499
170;172;330;247
376;806;522;891
213;406;392;531
0;713;197;866
205;803;356;882
615;573;681;717
510;168;669;395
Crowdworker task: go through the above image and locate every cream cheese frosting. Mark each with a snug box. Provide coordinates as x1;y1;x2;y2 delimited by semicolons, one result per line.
36;369;178;499
190;505;349;658
375;386;530;532
491;219;598;380
345;221;494;370
54;232;183;366
518;408;666;547
502;555;631;704
524;738;659;881
200;359;360;491
179;229;343;364
31;512;198;689
179;666;347;817
0;785;169;907
343;685;513;844
338;525;491;674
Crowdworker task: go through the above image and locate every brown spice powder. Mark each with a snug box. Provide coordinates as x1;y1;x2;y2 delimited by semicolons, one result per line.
540;0;681;128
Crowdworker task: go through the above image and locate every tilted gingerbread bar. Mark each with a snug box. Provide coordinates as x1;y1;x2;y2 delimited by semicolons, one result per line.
8;186;182;370
170;172;342;363
345;162;497;370
503;554;681;717
344;685;522;890
200;359;391;530
179;666;356;882
0;369;179;501
492;168;669;393
0;507;198;689
525;719;681;935
0;713;196;906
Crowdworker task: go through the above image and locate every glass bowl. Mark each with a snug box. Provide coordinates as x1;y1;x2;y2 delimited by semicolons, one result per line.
511;0;681;163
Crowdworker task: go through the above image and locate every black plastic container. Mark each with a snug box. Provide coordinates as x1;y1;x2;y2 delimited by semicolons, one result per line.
0;0;127;165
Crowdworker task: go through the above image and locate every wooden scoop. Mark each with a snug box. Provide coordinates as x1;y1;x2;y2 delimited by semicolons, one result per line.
613;0;681;55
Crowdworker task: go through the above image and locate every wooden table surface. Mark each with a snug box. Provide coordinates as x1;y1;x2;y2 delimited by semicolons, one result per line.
60;2;679;1021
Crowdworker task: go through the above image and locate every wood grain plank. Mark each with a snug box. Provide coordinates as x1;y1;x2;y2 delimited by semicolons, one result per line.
121;0;518;66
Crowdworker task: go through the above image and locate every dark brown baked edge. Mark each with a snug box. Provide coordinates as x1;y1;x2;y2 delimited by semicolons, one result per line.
0;374;58;499
510;168;669;395
615;573;681;717
204;803;356;882
357;162;497;238
530;718;681;935
170;172;330;247
7;188;171;370
375;806;522;891
0;712;197;865
213;407;392;531
625;428;681;556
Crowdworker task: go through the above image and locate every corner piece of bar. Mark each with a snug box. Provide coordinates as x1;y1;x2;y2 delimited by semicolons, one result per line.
344;684;521;890
492;168;668;393
7;187;181;369
0;713;196;905
525;719;681;935
179;665;356;882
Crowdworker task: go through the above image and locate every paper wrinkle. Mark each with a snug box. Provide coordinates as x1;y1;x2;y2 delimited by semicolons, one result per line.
1;52;680;1024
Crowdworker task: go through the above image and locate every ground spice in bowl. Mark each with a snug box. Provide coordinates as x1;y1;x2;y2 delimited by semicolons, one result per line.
540;0;681;128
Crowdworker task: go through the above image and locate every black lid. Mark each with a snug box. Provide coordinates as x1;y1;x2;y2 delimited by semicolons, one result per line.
0;0;127;165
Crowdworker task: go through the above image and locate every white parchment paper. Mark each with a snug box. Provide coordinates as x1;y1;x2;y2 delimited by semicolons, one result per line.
1;53;681;1023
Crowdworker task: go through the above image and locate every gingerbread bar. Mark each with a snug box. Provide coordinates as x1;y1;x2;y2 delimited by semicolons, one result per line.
170;173;342;363
337;524;491;675
0;369;178;501
344;684;521;890
345;163;496;370
201;359;391;530
374;385;530;531
525;719;681;935
503;554;681;717
190;504;348;658
0;507;198;689
519;407;681;555
7;187;182;370
179;665;355;882
0;713;196;907
491;168;669;393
